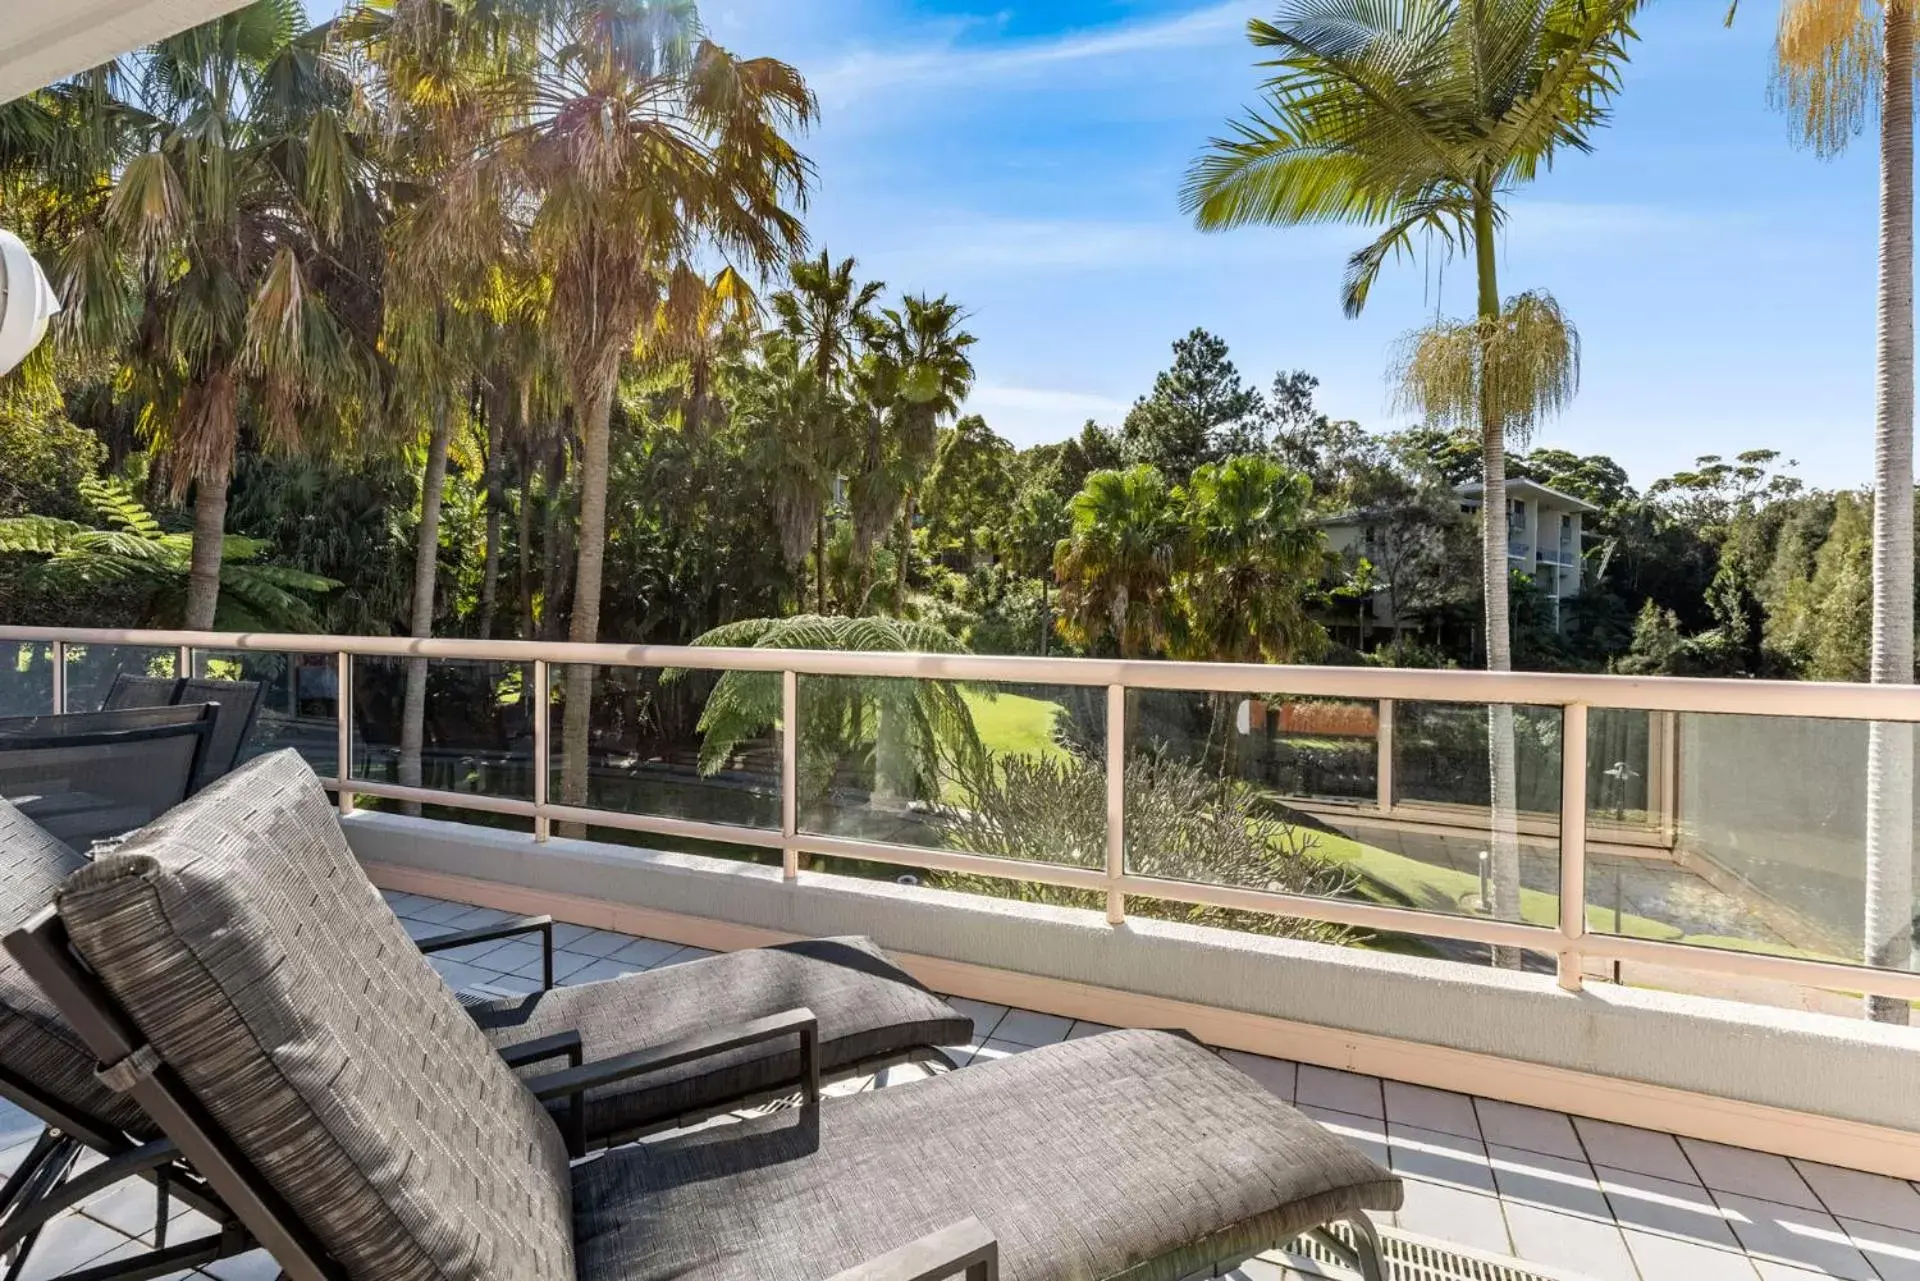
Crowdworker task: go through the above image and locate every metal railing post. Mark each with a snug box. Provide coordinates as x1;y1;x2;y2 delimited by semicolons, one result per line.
782;669;800;880
1105;684;1126;925
532;659;550;843
175;644;192;681
50;641;65;714
1557;702;1589;992
1376;698;1395;814
335;651;354;817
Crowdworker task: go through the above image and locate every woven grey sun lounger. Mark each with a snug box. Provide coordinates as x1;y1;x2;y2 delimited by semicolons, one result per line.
7;751;1402;1281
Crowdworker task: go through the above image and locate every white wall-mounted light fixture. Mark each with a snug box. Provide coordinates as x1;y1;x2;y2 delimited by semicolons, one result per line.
0;228;59;377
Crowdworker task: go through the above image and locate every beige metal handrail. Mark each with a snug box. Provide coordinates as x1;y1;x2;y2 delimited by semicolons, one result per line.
6;624;1918;1006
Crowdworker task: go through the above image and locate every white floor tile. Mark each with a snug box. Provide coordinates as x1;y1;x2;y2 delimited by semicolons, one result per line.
473;939;546;973
549;922;596;949
426;957;492;990
15;1210;134;1281
1751;1263;1842;1281
202;1248;287;1281
1793;1160;1920;1233
1503;1201;1639;1281
1296;1066;1383;1118
1218;1050;1296;1103
1575;1116;1701;1184
1300;1105;1388;1169
1066;1020;1118;1040
562;957;646;986
1382;1081;1480;1140
1386;1122;1494;1193
942;998;1008;1042
992;1008;1073;1047
1600;1163;1744;1250
548;949;606;981
1714;1192;1876;1281
1682;1139;1823;1212
565;929;641;958
1840;1215;1920;1281
964;1038;1030;1066
1473;1098;1586;1161
658;946;717;966
1392;1179;1511;1256
1487;1144;1611;1221
410;899;477;925
1622;1229;1761;1281
446;906;518;929
608;937;685;968
402;918;450;942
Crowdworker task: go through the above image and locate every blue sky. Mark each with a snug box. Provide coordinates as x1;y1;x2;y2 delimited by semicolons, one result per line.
315;1;1885;491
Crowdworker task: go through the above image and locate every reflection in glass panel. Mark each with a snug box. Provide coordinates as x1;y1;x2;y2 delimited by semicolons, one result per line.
0;642;53;718
351;657;534;800
193;649;339;778
1125;689;1561;968
548;663;777;832
61;644;178;712
1586;711;1919;1009
797;676;1104;866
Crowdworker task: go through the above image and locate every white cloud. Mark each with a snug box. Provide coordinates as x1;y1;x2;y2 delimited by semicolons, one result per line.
811;2;1249;104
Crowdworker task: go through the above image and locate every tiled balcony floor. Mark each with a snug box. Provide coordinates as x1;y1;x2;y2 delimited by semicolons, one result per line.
5;891;1916;1281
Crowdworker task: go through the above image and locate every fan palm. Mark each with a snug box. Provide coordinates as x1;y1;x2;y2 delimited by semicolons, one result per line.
520;0;814;825
1177;455;1327;665
1749;0;1916;1019
1055;465;1183;660
1182;0;1637;959
47;0;379;630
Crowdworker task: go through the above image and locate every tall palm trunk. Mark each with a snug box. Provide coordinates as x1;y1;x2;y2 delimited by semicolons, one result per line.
539;441;568;641
517;445;537;641
1473;180;1525;969
1865;3;1916;1024
399;404;453;815
814;513;828;614
477;395;504;641
182;465;230;630
559;379;614;834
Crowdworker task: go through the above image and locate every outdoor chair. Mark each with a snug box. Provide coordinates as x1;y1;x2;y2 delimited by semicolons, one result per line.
6;750;1402;1281
0;797;255;1281
102;673;263;792
0;707;214;850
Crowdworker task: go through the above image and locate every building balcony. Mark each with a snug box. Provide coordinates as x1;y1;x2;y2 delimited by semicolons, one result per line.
4;625;1919;1281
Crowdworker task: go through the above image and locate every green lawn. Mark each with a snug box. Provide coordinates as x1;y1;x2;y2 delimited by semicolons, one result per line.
962;689;1071;764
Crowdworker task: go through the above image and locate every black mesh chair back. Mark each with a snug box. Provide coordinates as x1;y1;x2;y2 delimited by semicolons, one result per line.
0;710;213;850
0;705;209;737
175;679;263;792
102;673;185;710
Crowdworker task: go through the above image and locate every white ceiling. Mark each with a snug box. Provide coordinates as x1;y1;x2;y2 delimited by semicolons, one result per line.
0;0;253;104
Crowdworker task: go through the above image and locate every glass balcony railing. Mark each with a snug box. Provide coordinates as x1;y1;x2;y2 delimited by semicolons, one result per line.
3;624;1917;1022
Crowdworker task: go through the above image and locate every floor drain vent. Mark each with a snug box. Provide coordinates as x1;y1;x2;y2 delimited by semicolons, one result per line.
1282;1225;1597;1281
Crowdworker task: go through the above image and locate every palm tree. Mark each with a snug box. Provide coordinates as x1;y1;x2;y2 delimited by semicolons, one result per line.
49;0;378;629
521;0;814;825
766;251;882;609
1754;0;1916;1020
850;294;976;609
1182;0;1636;960
1178;455;1327;666
343;0;536;803
1054;465;1182;660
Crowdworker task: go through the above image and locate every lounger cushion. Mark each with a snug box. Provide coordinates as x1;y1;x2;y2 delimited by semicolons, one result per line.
471;937;969;1137
57;751;575;1281
571;1028;1402;1281
0;799;153;1137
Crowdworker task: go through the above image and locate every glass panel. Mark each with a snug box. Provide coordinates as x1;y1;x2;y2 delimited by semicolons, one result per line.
192;649;339;777
1393;701;1563;817
797;676;1104;866
351;657;534;800
547;663;778;832
1586;711;1920;1014
1124;688;1561;966
0;642;53;718
60;644;178;712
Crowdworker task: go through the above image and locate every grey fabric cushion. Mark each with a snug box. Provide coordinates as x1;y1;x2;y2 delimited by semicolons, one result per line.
56;750;575;1281
0;799;153;1138
571;1028;1402;1281
470;937;969;1137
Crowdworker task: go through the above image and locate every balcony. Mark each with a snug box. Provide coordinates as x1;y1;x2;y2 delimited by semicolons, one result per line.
4;625;1920;1281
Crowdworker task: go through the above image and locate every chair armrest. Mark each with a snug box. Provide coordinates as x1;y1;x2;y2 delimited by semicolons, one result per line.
498;1030;583;1071
526;1007;818;1156
418;915;554;990
827;1219;999;1281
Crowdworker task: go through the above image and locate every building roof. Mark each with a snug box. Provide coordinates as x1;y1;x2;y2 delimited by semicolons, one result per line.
1456;478;1601;515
